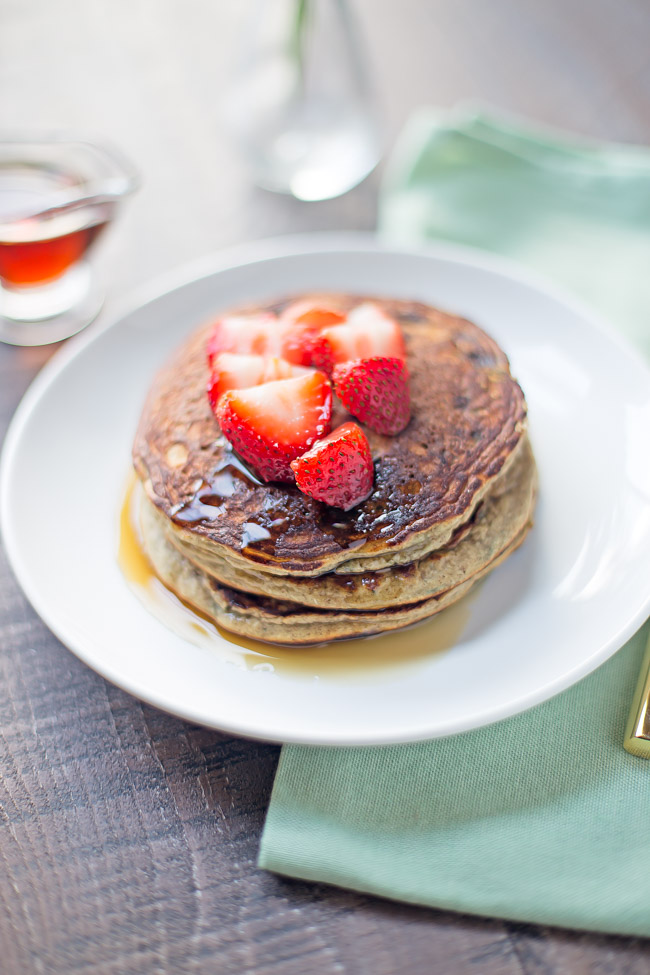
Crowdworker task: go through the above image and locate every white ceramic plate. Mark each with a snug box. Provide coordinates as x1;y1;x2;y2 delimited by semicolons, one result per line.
2;234;650;745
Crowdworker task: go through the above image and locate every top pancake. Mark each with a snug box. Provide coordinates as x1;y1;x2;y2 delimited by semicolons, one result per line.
133;294;527;576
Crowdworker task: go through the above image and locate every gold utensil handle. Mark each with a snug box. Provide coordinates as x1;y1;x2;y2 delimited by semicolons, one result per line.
624;629;650;757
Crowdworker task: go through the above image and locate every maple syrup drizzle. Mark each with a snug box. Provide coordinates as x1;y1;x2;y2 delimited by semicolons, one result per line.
171;451;263;526
118;474;474;681
168;446;428;562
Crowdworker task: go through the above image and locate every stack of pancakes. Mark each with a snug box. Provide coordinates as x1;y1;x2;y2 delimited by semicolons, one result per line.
132;295;536;645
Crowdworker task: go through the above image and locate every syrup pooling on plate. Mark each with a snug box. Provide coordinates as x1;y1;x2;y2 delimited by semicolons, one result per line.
119;474;473;681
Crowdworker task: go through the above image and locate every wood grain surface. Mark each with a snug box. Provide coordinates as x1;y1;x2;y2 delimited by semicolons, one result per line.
1;2;650;972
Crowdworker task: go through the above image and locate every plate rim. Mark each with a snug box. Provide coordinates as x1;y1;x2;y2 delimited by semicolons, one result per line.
2;231;650;745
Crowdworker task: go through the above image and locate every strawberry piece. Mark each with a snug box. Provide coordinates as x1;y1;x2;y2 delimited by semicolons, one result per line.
280;301;347;366
207;353;310;413
216;372;333;482
311;303;406;374
281;300;347;330
290;422;374;511
332;357;411;435
206;313;285;368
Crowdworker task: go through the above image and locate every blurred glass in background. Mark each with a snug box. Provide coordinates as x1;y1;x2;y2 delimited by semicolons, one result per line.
223;0;381;201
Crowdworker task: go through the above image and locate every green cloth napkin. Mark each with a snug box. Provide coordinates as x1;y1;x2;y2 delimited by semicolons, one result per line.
259;107;650;937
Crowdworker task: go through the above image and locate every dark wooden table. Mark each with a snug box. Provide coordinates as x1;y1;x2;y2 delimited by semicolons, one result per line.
2;2;650;972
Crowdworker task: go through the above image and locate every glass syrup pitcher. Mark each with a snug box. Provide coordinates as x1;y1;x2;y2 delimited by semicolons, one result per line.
0;136;138;346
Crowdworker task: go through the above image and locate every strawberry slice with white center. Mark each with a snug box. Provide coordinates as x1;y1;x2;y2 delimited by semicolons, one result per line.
332;356;411;435
216;371;333;482
207;353;311;413
206;313;285;368
280;300;347;366
311;302;406;374
290;422;374;510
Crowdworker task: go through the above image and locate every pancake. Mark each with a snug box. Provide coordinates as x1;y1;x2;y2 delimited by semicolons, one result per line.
133;294;527;577
139;492;532;644
142;436;536;611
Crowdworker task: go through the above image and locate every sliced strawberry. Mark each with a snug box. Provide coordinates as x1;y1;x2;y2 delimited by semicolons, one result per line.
207;353;310;413
332;357;411;435
280;301;347;366
216;372;333;482
281;300;347;329
206;313;284;367
208;353;266;411
290;422;374;511
311;303;406;374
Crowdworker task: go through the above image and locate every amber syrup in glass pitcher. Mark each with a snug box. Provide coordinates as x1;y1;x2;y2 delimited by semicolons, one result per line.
0;137;138;346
